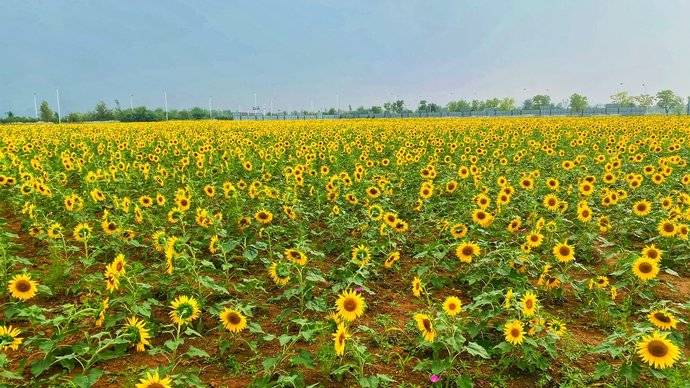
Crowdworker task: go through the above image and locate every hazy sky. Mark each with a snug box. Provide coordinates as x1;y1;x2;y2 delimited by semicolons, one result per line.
2;0;689;115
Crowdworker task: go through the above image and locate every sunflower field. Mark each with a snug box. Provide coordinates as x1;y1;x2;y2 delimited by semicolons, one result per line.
1;117;690;387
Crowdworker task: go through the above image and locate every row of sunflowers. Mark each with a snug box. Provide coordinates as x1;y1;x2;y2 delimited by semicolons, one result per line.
1;117;689;386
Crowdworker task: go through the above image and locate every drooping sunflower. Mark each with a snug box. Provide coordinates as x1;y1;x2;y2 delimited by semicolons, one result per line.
547;319;567;337
632;257;659;281
455;242;480;263
383;251;401;269
335;289;366;322
413;313;436;342
351;244;371;267
73;223;92;242
268;262;291;286
552;241;575;263
503;320;524;345
169;295;201;326
136;370;173;388
443;296;462;317
8;273;39;301
0;325;23;351
332;322;350;356
411;277;423;297
648;310;678;330
636;332;680;369
520;291;538;317
125;316;151;352
219;307;248;333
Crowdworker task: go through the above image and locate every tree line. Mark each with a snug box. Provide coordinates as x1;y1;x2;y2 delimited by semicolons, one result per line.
1;89;687;123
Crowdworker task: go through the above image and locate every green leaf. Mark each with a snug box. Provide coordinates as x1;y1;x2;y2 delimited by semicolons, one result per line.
185;346;210;358
464;342;490;359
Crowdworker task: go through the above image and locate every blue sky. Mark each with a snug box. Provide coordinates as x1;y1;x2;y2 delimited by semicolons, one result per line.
2;0;689;115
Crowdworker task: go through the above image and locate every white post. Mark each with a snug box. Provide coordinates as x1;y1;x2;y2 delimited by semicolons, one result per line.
33;93;38;119
208;97;212;119
56;89;61;123
130;94;134;111
164;91;168;120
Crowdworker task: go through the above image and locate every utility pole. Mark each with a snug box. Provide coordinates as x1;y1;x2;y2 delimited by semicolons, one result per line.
129;94;134;111
33;93;38;119
56;89;61;123
164;91;169;120
208;97;213;119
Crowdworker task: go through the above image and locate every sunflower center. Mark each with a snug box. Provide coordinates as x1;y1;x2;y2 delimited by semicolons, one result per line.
647;340;669;357
477;212;486;220
422;319;432;332
647;250;658;259
16;280;31;292
525;299;533;309
639;262;653;273
559;246;570;256
663;223;674;232
637;204;646;212
654;312;671;323
530;235;539;242
462;246;474;256
510;328;520;337
343;298;358;312
148;383;165;388
448;303;457;311
227;312;241;325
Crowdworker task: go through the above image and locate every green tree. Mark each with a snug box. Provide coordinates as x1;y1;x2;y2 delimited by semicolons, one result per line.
569;93;588;113
655;89;683;114
447;99;471;112
370;106;382;114
39;100;54;122
93;101;114;121
498;97;516;111
417;100;428;112
530;95;552;109
610;91;635;107
633;94;655;108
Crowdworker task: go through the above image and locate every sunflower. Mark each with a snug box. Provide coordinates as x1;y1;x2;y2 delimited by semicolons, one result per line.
520;291;538;317
503;320;524;345
219;307;248;333
471;209;493;228
552;242;575;263
383;212;398;227
169;295;201;326
95;298;109;327
254;209;273;224
632;257;659;281
443;296;462;317
332;322;350;356
455;242;480;263
284;248;308;266
136;370;173;388
507;217;521;233
648;310;678;330
383;251;401;269
450;223;468;239
335;289;366;322
351;244;371;267
503;288;514;309
125;317;151;352
525;232;543;248
633;200;652;216
547;319;567;337
268;262;291;286
411;277;423;297
8;273;38;301
413;313;436;342
657;219;676;237
543;194;560;212
73;223;92;242
0;325;23;351
636;332;680;369
641;245;662;261
577;205;593;222
107;254;127;276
